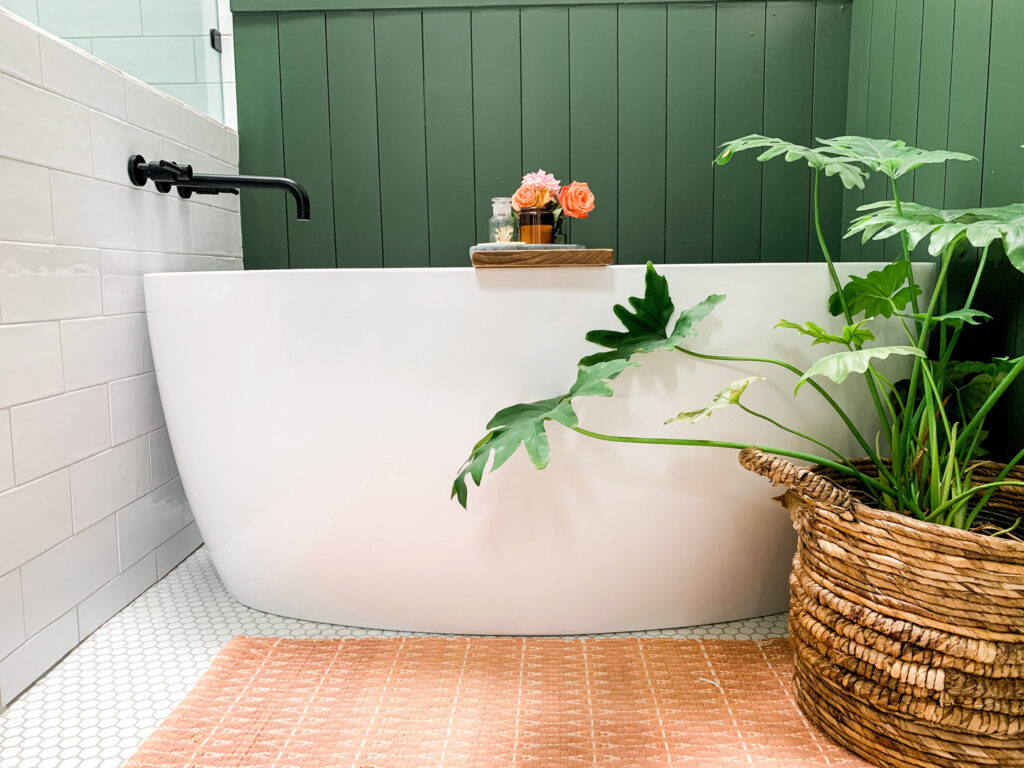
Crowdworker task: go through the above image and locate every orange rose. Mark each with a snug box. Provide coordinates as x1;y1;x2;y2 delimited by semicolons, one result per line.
511;183;552;212
558;181;595;219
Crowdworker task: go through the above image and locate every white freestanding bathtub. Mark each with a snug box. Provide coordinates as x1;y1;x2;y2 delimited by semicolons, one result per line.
144;263;919;635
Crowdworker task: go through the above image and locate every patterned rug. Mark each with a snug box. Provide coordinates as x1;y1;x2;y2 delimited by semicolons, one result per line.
125;636;869;767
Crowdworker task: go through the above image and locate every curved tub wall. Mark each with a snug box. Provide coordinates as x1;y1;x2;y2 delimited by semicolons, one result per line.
144;263;918;634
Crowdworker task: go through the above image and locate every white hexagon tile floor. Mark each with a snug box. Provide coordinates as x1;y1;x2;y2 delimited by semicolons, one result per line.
0;546;788;768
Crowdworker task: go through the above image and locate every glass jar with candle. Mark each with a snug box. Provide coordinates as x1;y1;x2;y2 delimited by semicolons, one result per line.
519;207;554;244
488;197;516;242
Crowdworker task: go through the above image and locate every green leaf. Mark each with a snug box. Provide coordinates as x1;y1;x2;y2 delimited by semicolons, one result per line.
947;357;1021;380
566;359;638;398
906;308;992;330
580;262;724;366
827;262;922;319
451;359;638;508
715;135;867;190
665;376;764;424
816;136;975;180
955;373;1003;421
795;346;926;393
775;318;875;347
847;201;1024;269
943;359;1021;437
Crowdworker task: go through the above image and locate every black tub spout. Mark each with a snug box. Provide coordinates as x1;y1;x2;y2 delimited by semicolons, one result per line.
128;154;311;220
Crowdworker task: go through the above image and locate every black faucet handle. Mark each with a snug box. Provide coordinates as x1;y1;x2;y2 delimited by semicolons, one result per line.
157;159;193;180
127;154;194;191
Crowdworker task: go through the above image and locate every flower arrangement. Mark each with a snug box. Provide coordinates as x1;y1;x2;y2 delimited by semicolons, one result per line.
511;169;595;242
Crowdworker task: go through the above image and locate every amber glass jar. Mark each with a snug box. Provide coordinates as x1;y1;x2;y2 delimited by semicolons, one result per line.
519;207;554;244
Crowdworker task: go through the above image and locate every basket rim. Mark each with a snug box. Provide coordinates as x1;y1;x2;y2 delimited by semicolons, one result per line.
738;447;1024;557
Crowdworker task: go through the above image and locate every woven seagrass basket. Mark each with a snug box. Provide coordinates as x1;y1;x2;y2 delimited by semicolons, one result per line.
739;447;1024;768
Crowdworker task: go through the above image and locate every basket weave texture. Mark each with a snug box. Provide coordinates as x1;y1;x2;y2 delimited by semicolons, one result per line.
739;447;1024;768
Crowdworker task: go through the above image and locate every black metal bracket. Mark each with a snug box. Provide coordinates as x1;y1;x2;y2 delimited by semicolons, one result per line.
210;28;222;52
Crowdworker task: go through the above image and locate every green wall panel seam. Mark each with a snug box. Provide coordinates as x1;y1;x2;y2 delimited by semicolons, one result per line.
277;14;292;267
469;11;477;247
322;12;337;267
941;0;957;208
757;0;766;264
372;13;385;258
976;0;996;207
711;3;717;263
805;0;818;263
419;11;433;264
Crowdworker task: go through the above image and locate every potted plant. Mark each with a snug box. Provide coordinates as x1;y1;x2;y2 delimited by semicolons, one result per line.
453;135;1024;768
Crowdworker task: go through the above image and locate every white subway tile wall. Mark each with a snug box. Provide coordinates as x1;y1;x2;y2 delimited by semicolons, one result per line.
0;8;241;706
5;0;228;123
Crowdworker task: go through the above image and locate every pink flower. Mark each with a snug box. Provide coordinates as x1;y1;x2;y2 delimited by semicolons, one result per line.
521;169;561;197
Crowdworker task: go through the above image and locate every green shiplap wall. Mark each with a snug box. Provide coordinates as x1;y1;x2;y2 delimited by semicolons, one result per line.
843;0;1024;457
233;0;854;269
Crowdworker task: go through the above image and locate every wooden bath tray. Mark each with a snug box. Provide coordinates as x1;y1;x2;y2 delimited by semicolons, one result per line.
471;248;613;268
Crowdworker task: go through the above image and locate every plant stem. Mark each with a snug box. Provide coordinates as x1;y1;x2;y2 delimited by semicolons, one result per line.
737;404;846;460
925;480;1024;520
813;171;852;324
570;426;898;498
891;179;923;320
937;245;990;373
966;445;1024;528
674;346;886;473
896;240;959;500
814;169;894;460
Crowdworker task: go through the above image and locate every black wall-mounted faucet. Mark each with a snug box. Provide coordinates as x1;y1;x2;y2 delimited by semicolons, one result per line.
127;155;311;220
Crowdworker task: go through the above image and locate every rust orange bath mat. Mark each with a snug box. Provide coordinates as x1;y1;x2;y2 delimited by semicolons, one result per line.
126;636;869;767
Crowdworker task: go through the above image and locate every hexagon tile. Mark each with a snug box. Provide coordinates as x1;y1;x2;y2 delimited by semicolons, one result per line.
0;547;788;768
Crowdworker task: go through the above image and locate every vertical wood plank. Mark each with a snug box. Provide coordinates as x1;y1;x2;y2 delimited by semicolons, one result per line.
943;0;992;210
327;12;383;268
981;0;1024;458
713;1;766;263
279;12;336;268
885;0;923;259
840;0;872;261
521;7;570;182
234;13;287;270
761;1;814;262
422;10;476;266
857;0;895;262
618;4;667;264
808;0;851;262
913;0;955;209
864;0;896;140
472;8;522;242
374;11;430;267
887;0;923;182
666;3;715;263
569;6;617;251
982;0;1024;208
